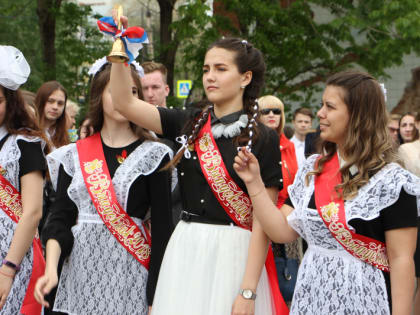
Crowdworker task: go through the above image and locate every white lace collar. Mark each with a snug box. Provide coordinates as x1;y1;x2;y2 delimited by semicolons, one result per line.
211;114;248;139
0;125;7;141
289;155;420;224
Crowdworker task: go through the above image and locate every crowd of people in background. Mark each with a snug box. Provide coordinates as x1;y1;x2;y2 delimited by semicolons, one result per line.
0;12;420;315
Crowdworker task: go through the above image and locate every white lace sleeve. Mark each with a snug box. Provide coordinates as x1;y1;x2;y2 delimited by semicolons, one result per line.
16;133;46;148
46;143;77;191
346;163;420;223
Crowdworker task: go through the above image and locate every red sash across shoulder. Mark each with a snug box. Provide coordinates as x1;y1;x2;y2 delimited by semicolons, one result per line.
0;169;44;315
195;116;289;315
314;153;389;272
77;133;151;270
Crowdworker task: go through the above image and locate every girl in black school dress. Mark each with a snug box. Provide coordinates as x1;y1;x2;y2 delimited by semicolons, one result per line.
34;58;174;315
0;45;46;315
110;30;288;314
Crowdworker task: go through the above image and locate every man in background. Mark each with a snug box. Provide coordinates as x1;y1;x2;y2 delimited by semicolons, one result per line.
141;61;170;108
291;107;314;168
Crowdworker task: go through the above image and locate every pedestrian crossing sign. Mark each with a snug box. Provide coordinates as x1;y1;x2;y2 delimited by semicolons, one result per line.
177;80;192;98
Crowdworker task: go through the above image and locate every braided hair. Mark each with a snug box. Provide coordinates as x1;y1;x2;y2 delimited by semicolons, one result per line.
164;37;266;169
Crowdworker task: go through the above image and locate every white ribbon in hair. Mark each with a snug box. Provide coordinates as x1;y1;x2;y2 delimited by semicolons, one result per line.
175;135;191;159
88;56;145;78
379;83;387;102
0;45;30;90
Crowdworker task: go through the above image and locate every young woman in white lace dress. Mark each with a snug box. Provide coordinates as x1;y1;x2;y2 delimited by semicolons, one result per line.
34;60;174;315
234;70;420;315
0;46;46;315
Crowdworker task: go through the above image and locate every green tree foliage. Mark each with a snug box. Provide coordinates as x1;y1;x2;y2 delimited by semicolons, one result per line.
0;1;109;110
55;2;109;104
0;0;44;91
172;0;420;106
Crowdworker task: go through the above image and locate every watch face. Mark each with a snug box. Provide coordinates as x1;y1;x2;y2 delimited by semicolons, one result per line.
243;290;252;299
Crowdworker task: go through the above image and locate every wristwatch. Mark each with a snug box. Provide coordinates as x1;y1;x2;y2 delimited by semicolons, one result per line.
240;289;257;300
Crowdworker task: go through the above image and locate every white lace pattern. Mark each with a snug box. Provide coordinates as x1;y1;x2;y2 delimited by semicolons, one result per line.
0;133;45;314
47;140;173;315
286;155;420;315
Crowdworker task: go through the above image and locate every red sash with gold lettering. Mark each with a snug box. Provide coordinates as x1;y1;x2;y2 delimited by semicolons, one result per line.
195;116;289;314
314;153;389;272
0;169;45;315
77;133;151;270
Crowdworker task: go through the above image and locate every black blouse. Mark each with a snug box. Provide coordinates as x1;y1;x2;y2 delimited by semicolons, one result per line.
157;107;283;225
41;139;173;305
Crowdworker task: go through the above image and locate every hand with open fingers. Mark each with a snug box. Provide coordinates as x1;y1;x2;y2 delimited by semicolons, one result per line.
0;270;14;310
111;8;128;29
34;271;58;308
231;294;255;315
233;147;261;184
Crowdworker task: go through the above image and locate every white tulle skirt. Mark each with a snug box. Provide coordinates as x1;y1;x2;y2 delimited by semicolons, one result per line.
151;221;274;315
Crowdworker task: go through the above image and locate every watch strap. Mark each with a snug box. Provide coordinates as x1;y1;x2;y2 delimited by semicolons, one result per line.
2;259;21;271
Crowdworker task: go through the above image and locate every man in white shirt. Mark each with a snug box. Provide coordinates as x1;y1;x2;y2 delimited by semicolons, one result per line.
291;107;314;168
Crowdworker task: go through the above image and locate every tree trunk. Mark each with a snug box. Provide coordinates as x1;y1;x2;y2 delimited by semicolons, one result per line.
37;0;62;81
157;0;177;96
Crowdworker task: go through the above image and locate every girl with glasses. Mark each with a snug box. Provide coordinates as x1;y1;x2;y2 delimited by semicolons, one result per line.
258;95;298;208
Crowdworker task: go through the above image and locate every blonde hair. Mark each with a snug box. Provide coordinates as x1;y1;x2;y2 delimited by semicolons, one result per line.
66;100;80;115
258;95;285;136
141;61;168;83
306;71;396;200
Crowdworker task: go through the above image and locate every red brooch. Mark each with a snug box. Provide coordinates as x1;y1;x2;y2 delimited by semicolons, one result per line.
116;150;127;164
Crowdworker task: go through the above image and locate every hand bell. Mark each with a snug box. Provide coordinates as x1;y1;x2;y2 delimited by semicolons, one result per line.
107;4;129;63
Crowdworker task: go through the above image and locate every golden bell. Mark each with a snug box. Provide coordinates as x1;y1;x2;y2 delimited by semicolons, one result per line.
107;4;129;63
107;38;129;63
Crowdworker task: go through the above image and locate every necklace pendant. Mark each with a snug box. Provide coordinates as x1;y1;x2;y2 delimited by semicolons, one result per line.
0;166;6;176
188;144;195;151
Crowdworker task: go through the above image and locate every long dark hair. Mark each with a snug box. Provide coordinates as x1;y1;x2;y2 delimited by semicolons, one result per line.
88;63;156;142
35;81;69;148
164;37;266;169
1;86;47;145
306;70;395;200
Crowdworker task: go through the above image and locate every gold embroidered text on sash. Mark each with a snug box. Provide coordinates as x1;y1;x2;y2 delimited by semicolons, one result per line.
83;158;151;261
198;133;252;228
321;202;389;269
